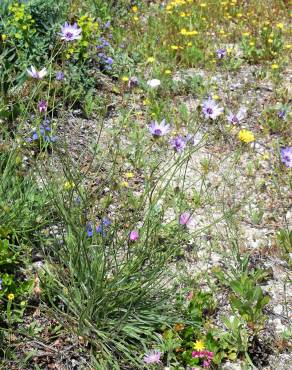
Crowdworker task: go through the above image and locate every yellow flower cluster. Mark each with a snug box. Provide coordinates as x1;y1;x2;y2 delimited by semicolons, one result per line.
7;2;36;40
180;28;198;36
78;14;99;46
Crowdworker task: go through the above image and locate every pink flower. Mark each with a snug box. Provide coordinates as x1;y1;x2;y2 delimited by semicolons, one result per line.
143;350;162;364
129;230;139;241
38;100;47;113
179;212;191;226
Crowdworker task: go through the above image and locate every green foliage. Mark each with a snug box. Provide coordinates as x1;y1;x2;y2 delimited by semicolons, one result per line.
0;239;33;324
214;265;270;332
276;228;292;264
0;149;50;243
41;150;197;368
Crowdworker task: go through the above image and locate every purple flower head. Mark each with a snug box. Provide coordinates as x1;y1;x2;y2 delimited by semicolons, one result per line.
27;65;47;79
179;212;192;226
0;278;2;290
278;110;286;119
86;224;94;237
143;350;162;364
170;136;186;152
32;132;38;140
96;218;111;235
280;147;292;168
149;119;170;137
102;218;111;227
104;21;111;28
202;98;223;120
129;230;139;241
60;22;82;41
105;57;113;65
226;106;247;124
56;71;64;81
38;100;47;113
128;76;138;89
216;48;227;59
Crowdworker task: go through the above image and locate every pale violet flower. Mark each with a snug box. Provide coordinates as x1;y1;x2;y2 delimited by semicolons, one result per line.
27;66;47;79
60;22;82;41
143;350;162;364
280;147;292;168
226;107;247;124
147;79;161;88
216;48;227;59
149;119;170;137
202;98;223;120
170;136;186;152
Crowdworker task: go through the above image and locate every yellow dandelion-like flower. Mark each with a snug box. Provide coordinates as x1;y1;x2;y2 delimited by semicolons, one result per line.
133;16;139;22
249;41;255;46
164;69;172;74
171;45;179;50
276;23;284;29
121;76;129;82
262;152;270;160
8;293;15;301
212;94;219;100
63;181;75;190
1;34;7;41
180;28;187;35
238;129;255;143
125;172;134;179
284;44;291;49
194;340;205;351
268;38;273;44
120;181;129;188
147;57;155;63
187;41;193;46
187;30;198;36
200;3;207;7
242;32;250;37
132;6;138;13
271;64;279;69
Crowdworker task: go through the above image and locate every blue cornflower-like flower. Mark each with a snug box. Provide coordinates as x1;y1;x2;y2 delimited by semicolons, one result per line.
56;71;64;81
96;218;111;235
280;147;292;168
278;110;286;119
102;218;111;227
86;224;94;237
105;57;113;65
